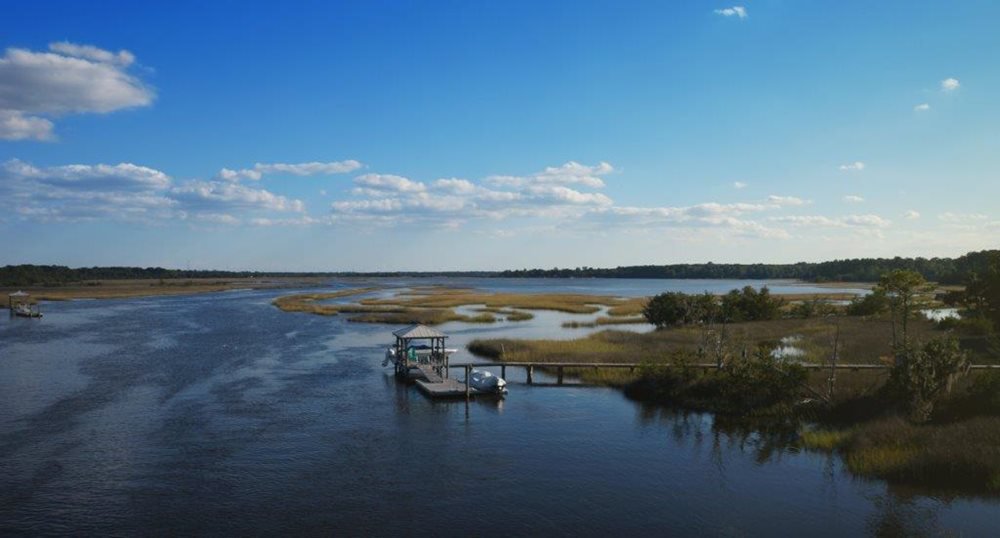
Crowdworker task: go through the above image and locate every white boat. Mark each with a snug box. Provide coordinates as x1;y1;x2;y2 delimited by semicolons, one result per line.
469;369;507;394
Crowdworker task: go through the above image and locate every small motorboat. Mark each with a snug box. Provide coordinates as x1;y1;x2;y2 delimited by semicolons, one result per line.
468;369;507;395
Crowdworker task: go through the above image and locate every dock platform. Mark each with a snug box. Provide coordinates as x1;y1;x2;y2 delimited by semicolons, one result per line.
415;377;488;398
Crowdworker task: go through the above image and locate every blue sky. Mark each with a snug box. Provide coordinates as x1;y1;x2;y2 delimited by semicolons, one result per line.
2;1;998;270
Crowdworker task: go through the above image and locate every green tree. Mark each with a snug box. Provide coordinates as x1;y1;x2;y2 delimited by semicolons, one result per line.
643;292;690;328
890;337;970;423
846;288;890;316
961;252;1000;332
720;286;785;322
876;269;928;350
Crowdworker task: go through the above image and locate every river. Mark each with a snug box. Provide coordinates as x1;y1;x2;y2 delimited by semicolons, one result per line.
1;279;995;536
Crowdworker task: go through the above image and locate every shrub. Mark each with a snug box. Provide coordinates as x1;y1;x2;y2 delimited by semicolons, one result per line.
890;337;971;423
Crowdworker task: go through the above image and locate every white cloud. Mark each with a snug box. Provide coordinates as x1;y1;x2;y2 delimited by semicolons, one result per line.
0;43;153;141
941;78;960;91
769;214;891;229
939;212;987;223
525;185;613;206
732;181;747;189
432;178;477;194
0;110;55;140
714;6;747;19
914;103;930;112
767;195;809;206
171;181;305;213
4;158;170;190
485;161;614;189
843;195;865;204
355;173;427;193
48;42;135;66
534;161;613;188
839;161;865;171
904;210;920;220
218;160;362;181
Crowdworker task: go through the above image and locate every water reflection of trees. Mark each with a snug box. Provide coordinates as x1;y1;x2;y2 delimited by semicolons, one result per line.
866;492;944;538
636;402;802;466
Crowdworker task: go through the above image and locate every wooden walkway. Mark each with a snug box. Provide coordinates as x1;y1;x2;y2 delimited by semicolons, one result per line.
447;361;1000;385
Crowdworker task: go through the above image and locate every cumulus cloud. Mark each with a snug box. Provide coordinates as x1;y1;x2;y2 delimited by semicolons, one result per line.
0;111;54;141
914;103;930;112
3;158;308;223
218;160;362;181
432;178;477;194
733;181;747;189
0;42;153;141
904;210;920;220
355;173;427;193
941;78;960;91
170;181;305;213
714;6;747;18
839;161;865;171
485;161;614;189
843;195;865;204
4;158;170;190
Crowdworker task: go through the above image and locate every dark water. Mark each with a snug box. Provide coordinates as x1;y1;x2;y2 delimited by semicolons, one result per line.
1;280;996;536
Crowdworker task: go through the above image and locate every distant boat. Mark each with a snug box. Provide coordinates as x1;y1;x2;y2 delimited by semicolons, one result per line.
468;369;507;394
13;304;42;318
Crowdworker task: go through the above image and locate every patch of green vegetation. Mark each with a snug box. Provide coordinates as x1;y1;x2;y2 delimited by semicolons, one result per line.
800;429;853;450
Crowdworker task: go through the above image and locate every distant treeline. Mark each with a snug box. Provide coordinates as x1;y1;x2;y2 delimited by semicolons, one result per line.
2;250;997;287
498;250;1000;285
0;265;496;287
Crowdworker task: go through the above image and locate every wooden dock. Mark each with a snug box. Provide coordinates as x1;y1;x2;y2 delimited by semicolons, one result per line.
409;363;493;399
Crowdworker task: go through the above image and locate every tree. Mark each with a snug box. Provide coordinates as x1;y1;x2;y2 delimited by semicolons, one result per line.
890;337;970;423
846;288;889;316
875;269;928;350
961;252;1000;332
643;292;690;328
643;291;721;328
720;286;785;322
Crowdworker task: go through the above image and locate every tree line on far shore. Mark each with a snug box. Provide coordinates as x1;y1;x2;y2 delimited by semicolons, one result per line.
2;249;997;288
501;249;999;284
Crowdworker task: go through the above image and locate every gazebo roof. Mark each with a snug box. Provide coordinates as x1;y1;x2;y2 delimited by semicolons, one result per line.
392;324;447;339
9;291;29;297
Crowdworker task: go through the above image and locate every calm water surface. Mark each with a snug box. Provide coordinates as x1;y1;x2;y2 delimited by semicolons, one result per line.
1;279;994;536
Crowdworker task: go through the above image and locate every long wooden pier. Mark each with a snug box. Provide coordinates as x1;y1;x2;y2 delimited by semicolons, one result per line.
447;361;1000;386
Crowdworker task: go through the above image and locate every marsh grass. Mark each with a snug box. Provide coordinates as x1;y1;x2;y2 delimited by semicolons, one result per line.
562;316;650;328
360;290;634;314
271;288;380;315
804;416;1000;493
